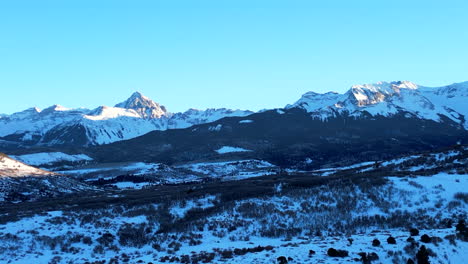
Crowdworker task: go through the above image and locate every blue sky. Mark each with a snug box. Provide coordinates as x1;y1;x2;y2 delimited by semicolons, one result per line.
1;0;467;114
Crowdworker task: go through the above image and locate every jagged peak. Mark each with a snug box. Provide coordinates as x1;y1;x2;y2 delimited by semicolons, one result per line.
350;81;419;93
344;81;420;107
115;91;153;107
127;91;146;101
115;92;168;119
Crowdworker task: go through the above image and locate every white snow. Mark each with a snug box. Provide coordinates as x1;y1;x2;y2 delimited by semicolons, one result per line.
170;195;217;219
209;124;223;131
314;161;375;174
215;146;252;154
111;181;151;189
0;93;253;145
239;119;254;124
11;152;93;166
286;80;468;128
0;155;53;177
84;106;142;121
389;173;468;207
0;169;467;263
61;162;164;176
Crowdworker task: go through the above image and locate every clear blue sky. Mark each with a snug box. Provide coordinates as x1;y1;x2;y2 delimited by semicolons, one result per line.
1;0;467;114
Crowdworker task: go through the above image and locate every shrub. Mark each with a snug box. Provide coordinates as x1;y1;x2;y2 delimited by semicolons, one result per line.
387;236;396;244
420;234;431;243
277;256;288;264
410;228;419;236
327;248;348;257
372;239;381;247
415;245;430;264
93;245;104;254
368;252;379;261
97;232;115;247
220;249;233;259
49;256;62;264
117;223;152;248
168;241;182;252
431;236;443;245
37;235;63;250
455;220;468;241
358;252;379;263
454;192;468;203
82;236;93;245
455;219;466;233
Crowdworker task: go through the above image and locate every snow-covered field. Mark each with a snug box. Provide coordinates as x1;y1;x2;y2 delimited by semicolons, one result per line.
0;170;466;263
11;152;93;167
2;213;465;264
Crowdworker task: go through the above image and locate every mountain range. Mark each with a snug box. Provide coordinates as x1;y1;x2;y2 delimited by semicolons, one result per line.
0;92;252;146
286;80;467;128
0;80;467;150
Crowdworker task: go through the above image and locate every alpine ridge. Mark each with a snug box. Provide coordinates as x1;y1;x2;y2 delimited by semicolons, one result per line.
287;80;468;128
0;92;252;146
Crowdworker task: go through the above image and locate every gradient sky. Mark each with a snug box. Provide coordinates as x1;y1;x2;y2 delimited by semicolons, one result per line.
1;0;467;114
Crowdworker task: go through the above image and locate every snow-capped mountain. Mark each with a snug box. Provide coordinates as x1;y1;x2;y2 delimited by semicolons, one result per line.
1;81;466;147
287;81;468;128
114;91;169;119
0;92;252;146
0;106;89;143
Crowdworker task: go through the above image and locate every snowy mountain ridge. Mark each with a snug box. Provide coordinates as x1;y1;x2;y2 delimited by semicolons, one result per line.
0;92;252;145
287;80;468;128
1;80;467;146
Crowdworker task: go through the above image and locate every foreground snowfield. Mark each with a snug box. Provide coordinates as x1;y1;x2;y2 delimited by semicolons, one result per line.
0;172;466;263
3;224;466;264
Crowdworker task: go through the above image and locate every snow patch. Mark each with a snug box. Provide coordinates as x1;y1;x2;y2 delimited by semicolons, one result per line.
0;155;53;177
208;124;223;131
170;195;217;219
215;146;252;154
11;152;93;166
239;119;254;124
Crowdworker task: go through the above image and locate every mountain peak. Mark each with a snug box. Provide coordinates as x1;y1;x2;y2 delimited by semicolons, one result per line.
115;92;168;119
350;81;419;92
129;91;144;99
346;81;419;107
